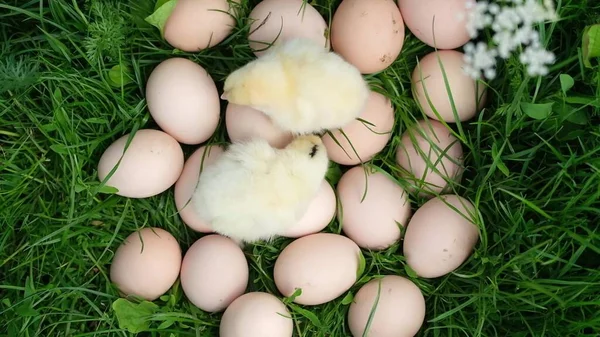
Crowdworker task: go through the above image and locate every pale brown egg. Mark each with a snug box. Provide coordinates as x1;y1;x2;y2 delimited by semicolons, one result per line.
348;275;425;337
403;194;479;278
110;228;182;301
220;292;293;337
146;58;220;144
164;0;240;52
337;166;411;250
248;0;329;57
174;145;224;232
282;179;336;238
398;0;474;50
97;129;184;198
225;103;293;149
412;50;487;123
395;119;463;196
331;0;405;74
274;233;361;305
180;234;249;312
323;91;395;165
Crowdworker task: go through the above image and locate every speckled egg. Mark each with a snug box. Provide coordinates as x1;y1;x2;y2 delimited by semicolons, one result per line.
174;145;224;232
323;91;395;165
220;292;293;337
225;103;293;149
97;129;184;198
331;0;405;74
403;194;479;278
110;228;182;301
180;235;249;312
395;119;463;196
248;0;329;56
337;166;411;250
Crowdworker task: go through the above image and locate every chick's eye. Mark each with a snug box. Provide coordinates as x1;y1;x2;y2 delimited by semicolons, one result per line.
309;145;318;158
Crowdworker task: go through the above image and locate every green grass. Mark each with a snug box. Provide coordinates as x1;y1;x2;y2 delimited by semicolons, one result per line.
1;0;600;336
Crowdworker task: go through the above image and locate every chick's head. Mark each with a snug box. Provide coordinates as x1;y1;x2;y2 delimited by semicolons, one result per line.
281;135;329;181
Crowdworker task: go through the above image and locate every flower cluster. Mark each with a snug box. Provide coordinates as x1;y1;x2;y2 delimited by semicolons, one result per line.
460;0;558;80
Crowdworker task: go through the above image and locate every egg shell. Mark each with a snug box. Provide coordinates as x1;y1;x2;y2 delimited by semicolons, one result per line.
164;0;239;52
180;234;249;312
282;179;336;238
323;91;394;165
97;129;184;198
337;166;411;250
398;0;473;50
412;50;486;122
110;228;182;301
248;0;329;57
395;119;463;196
174;145;224;232
403;195;479;278
220;292;293;337
225;103;293;149
348;275;425;337
274;233;361;305
331;0;405;74
146;58;220;144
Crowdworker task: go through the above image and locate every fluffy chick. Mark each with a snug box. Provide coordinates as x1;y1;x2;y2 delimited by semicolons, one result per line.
192;135;329;245
221;38;370;134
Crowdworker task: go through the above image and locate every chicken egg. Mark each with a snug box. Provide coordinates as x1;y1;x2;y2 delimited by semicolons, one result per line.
274;233;361;305
331;0;405;74
97;129;184;198
174;145;224;232
348;275;425;337
220;292;293;337
398;0;473;50
164;0;239;52
323;91;394;165
248;0;329;57
403;194;479;278
146;58;220;145
395;119;463;196
337;166;411;250
225;103;293;149
412;50;486;122
282;179;336;238
180;234;249;312
110;228;182;301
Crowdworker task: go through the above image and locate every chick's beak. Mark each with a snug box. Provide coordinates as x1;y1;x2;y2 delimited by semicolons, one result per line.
220;91;229;100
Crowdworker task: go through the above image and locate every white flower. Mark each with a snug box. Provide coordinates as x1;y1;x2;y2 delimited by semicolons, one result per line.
519;44;556;76
464;42;499;79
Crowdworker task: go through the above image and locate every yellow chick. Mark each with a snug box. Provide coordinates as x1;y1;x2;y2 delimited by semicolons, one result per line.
192;135;329;245
221;38;370;134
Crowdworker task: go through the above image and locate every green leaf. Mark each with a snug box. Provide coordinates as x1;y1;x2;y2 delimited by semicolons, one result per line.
491;143;510;177
50;144;69;154
520;102;554;120
287;303;323;328
565;109;589;125
582;24;600;68
155;0;172;11
145;0;178;37
356;250;366;280
283;288;303;304
559;74;574;95
404;263;418;278
325;163;342;185
157;319;175;329
341;292;354;305
107;65;134;88
112;298;159;334
98;185;119;194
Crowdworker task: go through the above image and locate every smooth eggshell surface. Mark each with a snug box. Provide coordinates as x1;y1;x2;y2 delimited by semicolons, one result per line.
110;228;182;301
282;180;336;238
146;58;220;144
97;129;184;198
220;292;293;337
226;103;293;149
398;0;473;50
337;166;411;250
395;119;463;196
164;0;239;52
412;50;486;122
403;195;479;278
174;145;224;232
331;0;405;74
248;0;329;56
323;91;395;165
180;235;249;312
348;275;425;337
274;233;360;305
